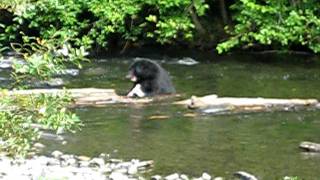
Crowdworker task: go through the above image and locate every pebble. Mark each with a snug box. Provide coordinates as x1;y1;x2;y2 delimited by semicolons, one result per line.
177;57;199;66
109;172;129;180
99;153;109;159
57;69;80;76
165;173;179;180
127;165;138;175
0;150;268;180
180;174;189;180
0;58;25;69
89;157;105;167
151;175;162;180
33;143;46;149
65;158;77;166
234;171;258;180
51;150;63;158
202;172;211;180
79;161;90;167
77;155;91;161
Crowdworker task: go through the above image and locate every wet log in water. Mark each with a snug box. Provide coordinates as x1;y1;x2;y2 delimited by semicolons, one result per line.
5;88;152;107
175;94;319;114
5;89;320;112
299;141;320;152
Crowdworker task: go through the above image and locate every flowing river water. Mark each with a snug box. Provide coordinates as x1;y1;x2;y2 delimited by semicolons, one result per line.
41;52;320;179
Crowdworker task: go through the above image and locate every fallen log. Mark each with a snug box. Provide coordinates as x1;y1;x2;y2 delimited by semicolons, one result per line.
175;94;319;114
299;141;320;152
4;89;320;112
4;88;152;107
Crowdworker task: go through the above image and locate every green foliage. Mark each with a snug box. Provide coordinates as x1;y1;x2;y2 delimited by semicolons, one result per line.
86;0;206;45
0;0;31;14
217;0;320;54
0;1;88;157
0;0;209;50
0;91;81;156
10;35;88;85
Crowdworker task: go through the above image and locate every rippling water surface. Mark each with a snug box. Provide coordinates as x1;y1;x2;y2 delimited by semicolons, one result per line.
43;52;320;179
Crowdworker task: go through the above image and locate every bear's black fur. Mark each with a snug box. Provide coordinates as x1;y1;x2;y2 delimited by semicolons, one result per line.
126;59;175;97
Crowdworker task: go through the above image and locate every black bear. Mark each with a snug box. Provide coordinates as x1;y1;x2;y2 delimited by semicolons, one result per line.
126;59;175;97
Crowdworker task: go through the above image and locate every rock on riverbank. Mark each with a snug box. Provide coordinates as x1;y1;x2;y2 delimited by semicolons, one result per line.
0;151;300;180
0;151;153;180
0;151;225;180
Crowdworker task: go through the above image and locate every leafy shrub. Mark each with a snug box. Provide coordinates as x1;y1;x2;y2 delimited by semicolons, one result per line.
0;91;81;156
10;35;88;85
0;0;209;50
217;0;320;54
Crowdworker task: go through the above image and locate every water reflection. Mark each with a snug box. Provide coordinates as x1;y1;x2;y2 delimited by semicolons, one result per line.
39;52;320;179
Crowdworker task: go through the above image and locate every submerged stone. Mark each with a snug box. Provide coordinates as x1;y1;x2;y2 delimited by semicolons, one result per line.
177;57;199;66
201;172;212;180
234;171;258;180
151;175;162;180
165;173;179;180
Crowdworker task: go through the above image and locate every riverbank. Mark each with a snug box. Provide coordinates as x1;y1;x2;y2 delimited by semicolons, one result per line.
0;151;228;180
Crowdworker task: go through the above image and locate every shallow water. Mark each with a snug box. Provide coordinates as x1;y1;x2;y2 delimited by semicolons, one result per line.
44;52;320;179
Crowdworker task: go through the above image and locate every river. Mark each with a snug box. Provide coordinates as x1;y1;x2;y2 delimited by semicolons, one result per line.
43;51;320;179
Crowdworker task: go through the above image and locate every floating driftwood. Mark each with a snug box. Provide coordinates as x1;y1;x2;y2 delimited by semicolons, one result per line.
299;141;320;152
5;88;152;107
175;94;319;114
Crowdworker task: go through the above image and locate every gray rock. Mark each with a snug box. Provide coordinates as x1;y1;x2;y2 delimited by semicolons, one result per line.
118;162;132;168
36;156;50;165
40;132;64;141
234;171;258;180
33;143;46;149
56;69;79;76
45;78;65;87
99;153;109;159
165;173;179;180
136;160;154;169
102;166;112;173
0;77;10;81
114;168;128;174
89;158;105;167
51;150;63;159
60;154;74;161
33;78;65;88
77;155;91;161
151;175;162;180
65;158;77;166
201;172;211;180
127;165;138;175
56;127;65;135
180;174;189;180
110;159;122;163
177;57;199;66
47;158;60;166
109;172;129;180
79;161;90;167
0;57;25;69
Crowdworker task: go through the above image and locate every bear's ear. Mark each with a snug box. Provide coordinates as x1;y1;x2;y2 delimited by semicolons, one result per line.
134;65;142;75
